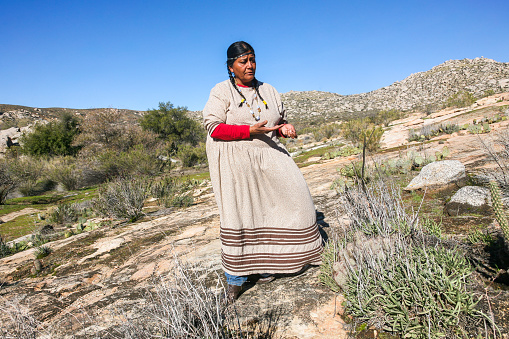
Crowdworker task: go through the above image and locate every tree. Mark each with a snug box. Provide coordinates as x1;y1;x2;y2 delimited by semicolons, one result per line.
0;161;16;204
140;102;205;154
21;112;80;156
340;118;384;152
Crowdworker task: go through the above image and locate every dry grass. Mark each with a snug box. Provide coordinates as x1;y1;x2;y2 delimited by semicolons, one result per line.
0;257;279;338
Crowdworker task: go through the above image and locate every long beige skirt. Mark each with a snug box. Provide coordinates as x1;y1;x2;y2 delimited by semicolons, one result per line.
207;134;323;276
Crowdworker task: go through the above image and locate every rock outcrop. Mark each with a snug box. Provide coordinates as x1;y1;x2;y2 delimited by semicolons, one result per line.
445;186;491;216
404;160;466;191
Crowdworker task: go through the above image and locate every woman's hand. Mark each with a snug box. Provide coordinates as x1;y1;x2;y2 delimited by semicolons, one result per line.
249;120;283;135
280;124;297;139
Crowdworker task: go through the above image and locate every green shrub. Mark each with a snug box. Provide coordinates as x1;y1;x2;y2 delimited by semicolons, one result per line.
140;102;205;154
48;203;85;225
47;156;83;191
93;176;151;222
0;161;16;204
7;156;46;196
151;176;198;208
408;123;459;141
484;89;495;97
176;143;207;168
34;245;52;259
467;227;494;246
0;235;10;258
446;90;476;108
321;180;496;338
421;218;442;238
80;145;166;184
311;124;340;141
21;113;80;156
340;118;384;152
371;109;401;127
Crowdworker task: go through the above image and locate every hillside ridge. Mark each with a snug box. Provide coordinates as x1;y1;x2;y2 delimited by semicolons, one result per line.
2;57;509;127
281;57;509;122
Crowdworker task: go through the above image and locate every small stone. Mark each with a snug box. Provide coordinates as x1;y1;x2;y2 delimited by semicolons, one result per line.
33;259;42;272
445;186;491;216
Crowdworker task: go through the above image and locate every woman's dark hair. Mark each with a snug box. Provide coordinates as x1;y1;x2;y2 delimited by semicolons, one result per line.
226;41;268;109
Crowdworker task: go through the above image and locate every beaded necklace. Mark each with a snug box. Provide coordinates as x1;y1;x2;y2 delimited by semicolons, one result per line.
237;83;267;121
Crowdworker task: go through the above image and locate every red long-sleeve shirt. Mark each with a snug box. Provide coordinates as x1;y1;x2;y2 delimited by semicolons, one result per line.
210;123;286;140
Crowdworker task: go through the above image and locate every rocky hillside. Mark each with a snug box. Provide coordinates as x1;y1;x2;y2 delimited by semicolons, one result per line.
282;57;509;123
3;57;509;130
0;104;144;129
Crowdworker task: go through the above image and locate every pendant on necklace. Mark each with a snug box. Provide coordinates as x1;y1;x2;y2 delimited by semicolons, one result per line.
250;109;260;121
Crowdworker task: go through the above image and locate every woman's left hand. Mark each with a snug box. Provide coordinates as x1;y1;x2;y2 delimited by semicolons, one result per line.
280;124;297;139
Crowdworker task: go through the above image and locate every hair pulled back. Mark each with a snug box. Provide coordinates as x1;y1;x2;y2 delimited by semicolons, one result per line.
226;41;268;109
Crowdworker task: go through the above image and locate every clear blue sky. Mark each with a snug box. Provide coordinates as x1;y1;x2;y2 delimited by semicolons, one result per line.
1;0;508;111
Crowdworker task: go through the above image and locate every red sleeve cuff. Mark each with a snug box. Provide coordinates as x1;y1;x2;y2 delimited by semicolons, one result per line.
277;125;286;138
210;123;251;140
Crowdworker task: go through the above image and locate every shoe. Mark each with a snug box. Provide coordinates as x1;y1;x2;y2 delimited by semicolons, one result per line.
226;284;242;302
256;275;275;284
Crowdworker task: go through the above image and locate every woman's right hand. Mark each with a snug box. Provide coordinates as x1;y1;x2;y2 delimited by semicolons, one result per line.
249;120;283;135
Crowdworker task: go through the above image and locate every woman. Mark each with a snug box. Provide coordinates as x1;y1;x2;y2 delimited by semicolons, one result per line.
203;41;323;300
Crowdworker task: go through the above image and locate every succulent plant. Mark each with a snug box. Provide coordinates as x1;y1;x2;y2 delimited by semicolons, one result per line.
414;156;424;166
483;122;491;133
441;146;450;157
489;181;509;254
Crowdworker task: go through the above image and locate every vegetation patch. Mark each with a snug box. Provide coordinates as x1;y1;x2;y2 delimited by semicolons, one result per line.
293;145;335;163
321;179;498;337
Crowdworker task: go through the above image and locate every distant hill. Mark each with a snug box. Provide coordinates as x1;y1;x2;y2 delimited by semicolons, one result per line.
3;57;509;130
281;57;509;126
0;104;144;130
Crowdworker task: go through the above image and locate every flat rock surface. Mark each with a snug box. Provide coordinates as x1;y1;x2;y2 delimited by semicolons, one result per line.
2;102;509;337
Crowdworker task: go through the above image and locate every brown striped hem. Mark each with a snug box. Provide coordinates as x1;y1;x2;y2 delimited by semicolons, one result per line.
220;223;320;247
221;246;323;274
221;223;318;234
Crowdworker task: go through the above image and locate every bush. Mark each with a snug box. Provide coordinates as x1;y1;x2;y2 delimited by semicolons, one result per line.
74;109;162;153
7;156;46;196
93;176;151;222
21;112;80;156
371;109;401;127
321;179;496;338
34;245;52;259
446;90;476;108
47;156;83;191
0;161;16;204
79;145;166;184
408;123;459;141
311;124;340;141
110;258;277;338
140;102;205;154
176;143;207;168
48;202;86;225
151;177;198;208
340;118;383;152
0;235;10;258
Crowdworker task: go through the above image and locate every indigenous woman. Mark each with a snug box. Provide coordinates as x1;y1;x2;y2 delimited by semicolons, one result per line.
203;41;323;300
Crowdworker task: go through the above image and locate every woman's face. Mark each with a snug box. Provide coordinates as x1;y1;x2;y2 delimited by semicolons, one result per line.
229;52;256;86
